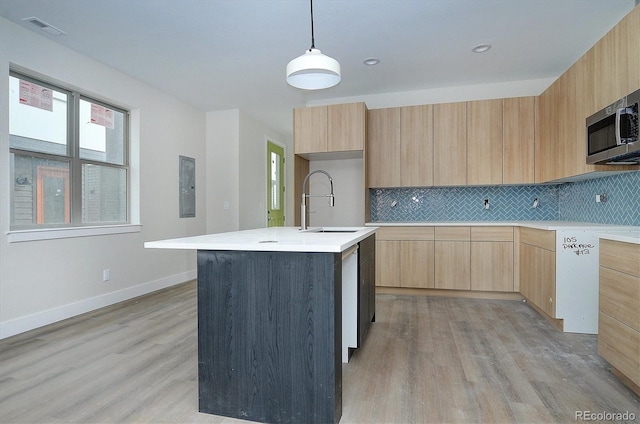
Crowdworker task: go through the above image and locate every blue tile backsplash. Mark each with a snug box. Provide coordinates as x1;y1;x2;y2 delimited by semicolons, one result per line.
558;171;640;225
370;171;639;226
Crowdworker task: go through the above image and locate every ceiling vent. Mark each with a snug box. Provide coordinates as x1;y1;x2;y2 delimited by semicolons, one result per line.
22;17;66;36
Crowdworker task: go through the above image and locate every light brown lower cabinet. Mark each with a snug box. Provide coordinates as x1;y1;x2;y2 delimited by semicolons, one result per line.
519;228;556;318
598;239;640;395
375;240;401;287
401;241;435;288
434;226;471;289
376;226;515;293
435;241;470;290
375;227;435;288
470;227;514;292
471;242;514;291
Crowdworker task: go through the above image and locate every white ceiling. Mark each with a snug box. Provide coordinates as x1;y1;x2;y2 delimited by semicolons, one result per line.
0;0;636;137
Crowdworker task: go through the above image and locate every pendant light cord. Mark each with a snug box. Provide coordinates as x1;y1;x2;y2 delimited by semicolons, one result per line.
309;0;315;50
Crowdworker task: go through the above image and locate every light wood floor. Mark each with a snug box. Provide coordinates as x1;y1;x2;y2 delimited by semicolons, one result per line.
1;281;638;423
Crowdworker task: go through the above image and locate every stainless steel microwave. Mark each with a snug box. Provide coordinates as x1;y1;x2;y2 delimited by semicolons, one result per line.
586;88;639;164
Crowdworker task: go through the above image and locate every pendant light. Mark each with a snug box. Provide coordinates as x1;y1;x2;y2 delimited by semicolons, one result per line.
286;0;341;90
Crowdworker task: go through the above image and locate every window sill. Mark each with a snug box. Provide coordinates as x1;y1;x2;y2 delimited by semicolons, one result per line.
7;224;142;243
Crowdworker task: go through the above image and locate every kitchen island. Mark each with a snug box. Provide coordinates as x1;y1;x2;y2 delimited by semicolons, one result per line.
145;226;377;424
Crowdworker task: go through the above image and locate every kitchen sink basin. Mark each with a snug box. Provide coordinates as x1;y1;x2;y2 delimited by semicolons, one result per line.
299;227;360;233
316;229;358;233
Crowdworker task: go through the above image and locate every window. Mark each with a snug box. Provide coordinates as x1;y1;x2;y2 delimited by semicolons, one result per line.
9;72;129;230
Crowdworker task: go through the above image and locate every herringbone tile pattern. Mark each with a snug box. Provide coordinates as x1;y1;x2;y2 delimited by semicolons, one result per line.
371;171;639;225
559;171;640;226
371;185;559;222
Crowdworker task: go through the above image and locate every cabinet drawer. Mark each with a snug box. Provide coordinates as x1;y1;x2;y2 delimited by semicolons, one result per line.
520;227;555;251
600;239;640;277
471;226;514;241
435;226;470;241
600;266;640;331
375;226;434;241
599;313;640;387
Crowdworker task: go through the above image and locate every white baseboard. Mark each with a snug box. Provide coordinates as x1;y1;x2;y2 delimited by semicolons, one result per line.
0;270;196;340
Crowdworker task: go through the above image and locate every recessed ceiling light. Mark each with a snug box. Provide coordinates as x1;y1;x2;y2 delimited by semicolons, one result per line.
472;44;491;53
363;57;380;66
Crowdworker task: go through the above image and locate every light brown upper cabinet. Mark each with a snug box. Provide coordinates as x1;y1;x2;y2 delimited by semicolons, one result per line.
294;105;327;155
367;108;401;187
294;102;366;156
626;7;640;93
328;103;367;152
367;105;433;188
535;6;639;183
467;99;503;185
434;102;467;186
400;105;434;187
503;97;535;184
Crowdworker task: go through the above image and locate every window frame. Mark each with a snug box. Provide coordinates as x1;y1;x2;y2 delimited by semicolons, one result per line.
9;70;131;232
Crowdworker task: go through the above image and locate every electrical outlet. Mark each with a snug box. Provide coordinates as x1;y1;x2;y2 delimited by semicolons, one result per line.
103;269;110;282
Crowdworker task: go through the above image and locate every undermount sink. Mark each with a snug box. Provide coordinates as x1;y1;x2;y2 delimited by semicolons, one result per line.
299;227;360;233
316;229;358;233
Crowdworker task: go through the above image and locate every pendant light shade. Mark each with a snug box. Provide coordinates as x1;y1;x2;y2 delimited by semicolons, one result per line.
286;0;341;90
286;48;341;90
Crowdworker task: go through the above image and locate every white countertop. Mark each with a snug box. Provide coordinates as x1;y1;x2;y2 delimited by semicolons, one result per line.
596;231;640;245
144;226;378;253
366;221;638;231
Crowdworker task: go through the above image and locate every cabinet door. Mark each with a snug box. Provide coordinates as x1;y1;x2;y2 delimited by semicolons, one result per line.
294;106;327;154
328;103;366;152
556;68;580;179
401;105;433;187
599;313;640;388
367;108;401;188
400;240;435;288
434;241;470;290
434;102;467;186
626;7;640;92
471;241;514;292
375;240;400;287
503;97;535;184
592;23;627;109
520;243;556;317
535;88;554;183
467;99;503;185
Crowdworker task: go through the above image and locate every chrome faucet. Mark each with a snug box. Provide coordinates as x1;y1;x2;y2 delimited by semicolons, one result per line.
300;170;334;230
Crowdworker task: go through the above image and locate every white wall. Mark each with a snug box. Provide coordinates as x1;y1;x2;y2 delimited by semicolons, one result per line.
206;109;240;233
308;158;365;227
0;17;206;338
238;112;291;230
206;109;292;233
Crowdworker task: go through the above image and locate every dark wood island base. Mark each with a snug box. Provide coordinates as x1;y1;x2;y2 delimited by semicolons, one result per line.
197;249;343;424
